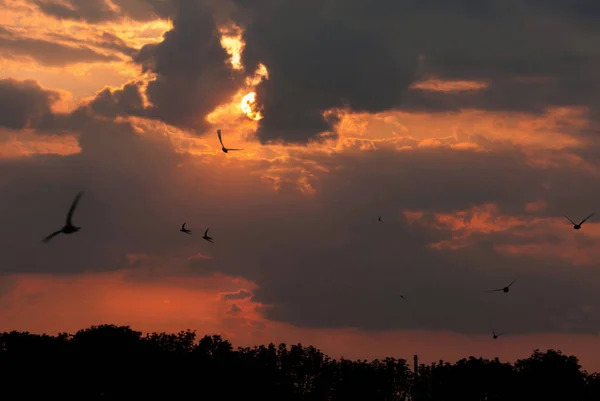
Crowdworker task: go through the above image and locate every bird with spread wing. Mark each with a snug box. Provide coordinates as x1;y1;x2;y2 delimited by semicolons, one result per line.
217;129;243;153
43;192;84;243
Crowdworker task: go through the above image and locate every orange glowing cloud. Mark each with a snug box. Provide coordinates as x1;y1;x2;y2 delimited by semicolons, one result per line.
403;204;600;267
410;78;489;92
0;128;80;158
524;200;548;213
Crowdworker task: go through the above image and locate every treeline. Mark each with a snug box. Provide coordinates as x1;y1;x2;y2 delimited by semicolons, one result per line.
0;324;598;400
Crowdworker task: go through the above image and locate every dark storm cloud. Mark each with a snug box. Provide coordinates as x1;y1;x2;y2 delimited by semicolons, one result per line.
0;26;120;66
0;78;60;130
228;0;600;143
132;0;241;133
190;146;600;336
3;105;600;335
32;0;175;23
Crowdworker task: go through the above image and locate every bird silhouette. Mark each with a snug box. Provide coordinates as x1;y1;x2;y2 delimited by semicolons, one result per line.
487;278;518;293
180;222;191;235
564;213;594;230
43;191;84;243
492;324;505;340
217;129;243;153
378;216;382;222
400;294;406;300
202;228;214;243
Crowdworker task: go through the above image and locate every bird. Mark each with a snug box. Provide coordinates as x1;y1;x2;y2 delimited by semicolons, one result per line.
202;228;214;243
43;191;84;243
564;213;594;230
217;129;243;153
400;294;406;300
378;216;382;222
180;222;191;235
487;278;518;293
492;325;505;340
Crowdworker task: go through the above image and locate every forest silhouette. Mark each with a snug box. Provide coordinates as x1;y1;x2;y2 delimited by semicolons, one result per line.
1;324;599;400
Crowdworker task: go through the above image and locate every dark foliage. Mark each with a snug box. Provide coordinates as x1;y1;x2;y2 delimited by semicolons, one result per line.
0;324;597;400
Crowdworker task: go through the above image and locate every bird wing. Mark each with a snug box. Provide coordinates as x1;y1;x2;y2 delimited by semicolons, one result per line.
43;230;62;243
564;215;577;225
498;332;506;336
487;288;503;292
204;228;209;236
182;222;186;230
228;148;243;151
508;278;518;288
580;212;595;225
66;192;84;225
217;129;225;148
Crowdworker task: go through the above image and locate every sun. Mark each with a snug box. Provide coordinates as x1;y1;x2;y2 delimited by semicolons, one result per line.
241;92;263;121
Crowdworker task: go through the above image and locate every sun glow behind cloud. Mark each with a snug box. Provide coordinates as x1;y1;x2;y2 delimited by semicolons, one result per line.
214;23;268;123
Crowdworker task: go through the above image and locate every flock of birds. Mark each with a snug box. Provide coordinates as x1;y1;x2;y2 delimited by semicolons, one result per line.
42;129;242;244
376;213;594;340
41;128;596;341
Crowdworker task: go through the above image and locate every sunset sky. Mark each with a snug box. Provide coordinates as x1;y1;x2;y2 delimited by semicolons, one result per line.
3;0;600;371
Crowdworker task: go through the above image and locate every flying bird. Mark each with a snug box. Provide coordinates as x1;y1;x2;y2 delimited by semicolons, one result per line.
492;325;505;340
43;192;84;243
378;216;382;222
180;222;191;235
400;294;406;300
217;129;243;153
487;278;518;294
202;228;214;243
564;213;594;230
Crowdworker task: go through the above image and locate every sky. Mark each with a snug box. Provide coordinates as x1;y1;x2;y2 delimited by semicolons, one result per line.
2;0;600;371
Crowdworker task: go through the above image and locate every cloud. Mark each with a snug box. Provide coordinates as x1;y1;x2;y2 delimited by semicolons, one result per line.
0;26;121;66
227;303;242;315
131;0;241;133
223;0;600;143
0;78;61;130
88;81;147;119
7;0;600;349
32;0;175;23
221;290;252;301
44;31;138;58
4;73;600;339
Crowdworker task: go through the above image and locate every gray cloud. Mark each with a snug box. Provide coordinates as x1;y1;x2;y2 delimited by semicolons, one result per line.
132;0;242;133
224;0;600;143
0;78;146;133
26;0;600;143
88;81;147;119
0;26;120;66
3;108;600;336
6;0;600;339
0;78;60;130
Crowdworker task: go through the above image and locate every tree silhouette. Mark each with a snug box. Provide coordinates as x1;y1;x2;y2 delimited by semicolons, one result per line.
0;324;598;400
